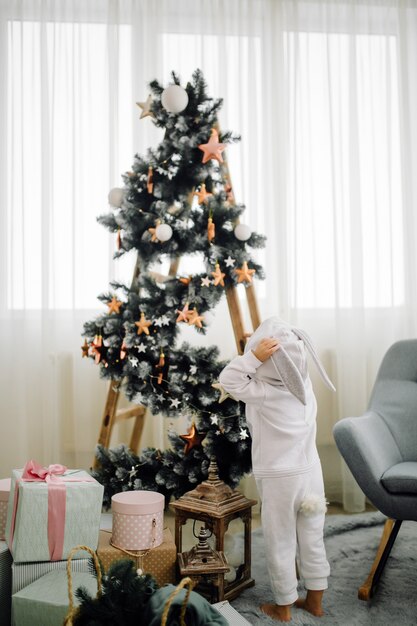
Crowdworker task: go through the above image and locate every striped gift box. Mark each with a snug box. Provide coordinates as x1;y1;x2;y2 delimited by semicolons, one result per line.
0;540;12;626
11;557;90;594
212;601;252;625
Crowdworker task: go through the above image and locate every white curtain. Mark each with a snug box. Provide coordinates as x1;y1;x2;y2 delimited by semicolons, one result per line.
1;0;417;511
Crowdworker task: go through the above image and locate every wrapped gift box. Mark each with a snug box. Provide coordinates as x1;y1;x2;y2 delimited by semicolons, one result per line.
98;527;176;586
6;463;103;563
111;490;164;550
12;569;97;626
0;541;12;626
212;601;253;625
0;479;11;541
11;557;90;594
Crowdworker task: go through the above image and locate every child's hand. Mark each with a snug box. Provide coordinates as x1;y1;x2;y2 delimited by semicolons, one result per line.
252;338;279;362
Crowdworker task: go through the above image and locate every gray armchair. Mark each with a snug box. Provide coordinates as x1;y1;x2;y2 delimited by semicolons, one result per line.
333;339;417;600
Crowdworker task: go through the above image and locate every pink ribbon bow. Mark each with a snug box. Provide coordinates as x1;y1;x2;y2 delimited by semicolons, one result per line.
10;460;68;561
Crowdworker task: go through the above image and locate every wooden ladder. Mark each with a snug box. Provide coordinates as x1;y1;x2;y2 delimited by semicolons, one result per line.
93;155;261;467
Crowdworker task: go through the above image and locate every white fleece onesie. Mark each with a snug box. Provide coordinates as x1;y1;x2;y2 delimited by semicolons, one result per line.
219;317;334;605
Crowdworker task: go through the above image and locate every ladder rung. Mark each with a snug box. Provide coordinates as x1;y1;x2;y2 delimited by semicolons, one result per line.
115;405;146;422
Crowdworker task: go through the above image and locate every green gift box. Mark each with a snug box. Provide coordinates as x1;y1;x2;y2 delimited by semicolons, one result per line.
6;463;103;563
12;569;97;626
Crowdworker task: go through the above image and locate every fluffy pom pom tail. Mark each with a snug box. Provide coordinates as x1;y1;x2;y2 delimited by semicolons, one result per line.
299;493;328;516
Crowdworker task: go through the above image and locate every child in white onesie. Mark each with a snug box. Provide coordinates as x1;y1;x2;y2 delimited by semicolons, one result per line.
219;317;335;622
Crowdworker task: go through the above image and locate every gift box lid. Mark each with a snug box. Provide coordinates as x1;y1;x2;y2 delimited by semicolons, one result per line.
0;479;10;502
112;490;164;515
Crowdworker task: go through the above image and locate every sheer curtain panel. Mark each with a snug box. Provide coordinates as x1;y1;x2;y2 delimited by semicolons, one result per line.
1;0;417;511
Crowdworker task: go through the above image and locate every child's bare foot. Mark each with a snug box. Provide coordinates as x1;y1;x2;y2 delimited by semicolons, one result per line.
260;603;292;622
295;589;324;617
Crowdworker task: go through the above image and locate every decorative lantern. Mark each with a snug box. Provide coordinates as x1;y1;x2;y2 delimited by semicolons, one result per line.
171;457;257;601
177;526;230;603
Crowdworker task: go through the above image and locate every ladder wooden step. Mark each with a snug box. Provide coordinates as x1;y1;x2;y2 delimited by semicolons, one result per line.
115;405;146;422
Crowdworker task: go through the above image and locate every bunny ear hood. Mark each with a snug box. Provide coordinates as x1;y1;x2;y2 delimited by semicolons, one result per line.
245;317;336;404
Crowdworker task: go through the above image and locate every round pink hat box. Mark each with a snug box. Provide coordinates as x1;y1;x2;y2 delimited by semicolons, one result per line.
0;478;11;541
111;490;164;551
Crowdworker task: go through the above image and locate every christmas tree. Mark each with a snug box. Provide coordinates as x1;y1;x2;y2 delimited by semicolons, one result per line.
82;70;266;507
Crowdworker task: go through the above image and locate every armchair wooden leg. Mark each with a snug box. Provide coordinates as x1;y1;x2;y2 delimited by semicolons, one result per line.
358;518;402;601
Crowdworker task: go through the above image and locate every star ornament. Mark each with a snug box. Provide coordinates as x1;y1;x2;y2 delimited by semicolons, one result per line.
176;302;190;323
201;276;211;288
107;296;123;314
211;263;225;287
91;335;103;364
198;128;226;164
135;312;152;335
136;94;154;119
81;339;89;358
239;427;249;440
179;422;207;454
187;308;204;328
194;183;212;205
235;261;256;284
212;382;233;403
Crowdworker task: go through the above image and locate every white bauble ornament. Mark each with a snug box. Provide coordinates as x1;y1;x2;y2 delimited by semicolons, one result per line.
155;223;173;242
161;85;189;113
234;223;252;241
108;187;124;208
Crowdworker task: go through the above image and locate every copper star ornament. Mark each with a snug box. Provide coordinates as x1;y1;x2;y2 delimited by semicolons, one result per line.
211;263;225;287
81;339;89;358
136;94;154;119
91;335;103;364
179;422;207;454
235;261;256;284
187;308;204;328
135;312;152;335
107;296;123;314
179;276;192;285
198;128;226;164
194;183;212;205
176;302;190;323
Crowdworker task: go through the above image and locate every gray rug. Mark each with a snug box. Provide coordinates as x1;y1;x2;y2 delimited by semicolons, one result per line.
231;512;417;625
